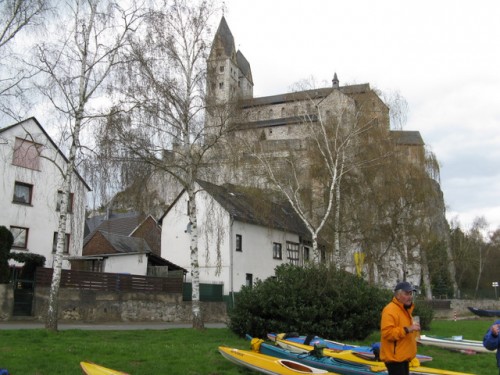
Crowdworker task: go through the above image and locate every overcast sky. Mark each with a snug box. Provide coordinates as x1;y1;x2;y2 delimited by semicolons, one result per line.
222;0;500;234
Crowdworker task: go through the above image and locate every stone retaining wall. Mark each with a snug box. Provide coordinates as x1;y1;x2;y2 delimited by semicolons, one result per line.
0;285;227;323
432;299;500;319
0;284;13;321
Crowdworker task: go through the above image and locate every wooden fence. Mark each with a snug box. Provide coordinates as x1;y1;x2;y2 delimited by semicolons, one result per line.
35;267;183;293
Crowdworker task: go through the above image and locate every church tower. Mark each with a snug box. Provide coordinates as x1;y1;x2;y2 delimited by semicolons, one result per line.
207;17;253;102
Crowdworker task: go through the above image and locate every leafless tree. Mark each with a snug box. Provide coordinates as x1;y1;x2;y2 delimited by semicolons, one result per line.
0;0;49;122
109;0;229;329
236;82;375;266
33;0;142;331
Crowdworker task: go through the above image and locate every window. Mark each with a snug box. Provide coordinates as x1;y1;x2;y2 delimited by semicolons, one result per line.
52;232;70;254
273;242;282;259
219;65;224;72
235;234;242;252
12;137;41;170
245;273;253;288
56;191;74;213
303;246;310;262
287;241;300;266
219;82;224;89
10;226;28;249
13;182;33;204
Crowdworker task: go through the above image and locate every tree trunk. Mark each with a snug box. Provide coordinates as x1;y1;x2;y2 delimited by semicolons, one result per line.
188;182;204;329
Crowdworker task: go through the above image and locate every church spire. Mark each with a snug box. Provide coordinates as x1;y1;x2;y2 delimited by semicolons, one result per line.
332;72;339;89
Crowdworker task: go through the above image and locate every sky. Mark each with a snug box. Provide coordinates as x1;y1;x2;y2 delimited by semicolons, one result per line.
222;0;500;234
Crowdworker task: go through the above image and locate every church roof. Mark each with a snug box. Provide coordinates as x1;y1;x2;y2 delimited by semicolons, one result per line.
236;50;252;83
391;130;424;146
212;16;235;58
240;84;371;108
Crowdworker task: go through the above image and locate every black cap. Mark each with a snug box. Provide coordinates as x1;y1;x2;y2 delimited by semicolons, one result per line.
394;281;416;292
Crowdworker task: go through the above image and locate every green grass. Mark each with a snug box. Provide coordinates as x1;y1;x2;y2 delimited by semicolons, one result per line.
0;319;497;374
360;318;497;375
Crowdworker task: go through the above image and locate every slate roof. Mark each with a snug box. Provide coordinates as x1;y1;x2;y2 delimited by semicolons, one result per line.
236;50;252;83
84;212;144;245
98;231;151;254
196;180;310;238
391;130;424;146
212;16;235;58
239;84;371;109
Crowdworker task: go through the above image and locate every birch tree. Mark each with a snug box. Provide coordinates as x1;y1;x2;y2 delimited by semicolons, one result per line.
0;0;49;122
236;83;373;265
109;0;228;329
34;0;142;331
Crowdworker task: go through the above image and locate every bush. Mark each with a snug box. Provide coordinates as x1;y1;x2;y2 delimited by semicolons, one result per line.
413;299;435;330
0;226;14;283
228;263;389;341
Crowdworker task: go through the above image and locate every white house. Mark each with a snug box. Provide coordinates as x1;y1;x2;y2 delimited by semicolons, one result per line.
0;117;90;270
70;211;185;277
160;180;312;296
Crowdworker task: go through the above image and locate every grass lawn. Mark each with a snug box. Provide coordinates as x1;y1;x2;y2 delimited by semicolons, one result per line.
0;319;497;374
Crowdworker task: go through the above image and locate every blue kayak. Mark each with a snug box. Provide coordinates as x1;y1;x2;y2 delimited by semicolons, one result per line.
249;335;387;375
267;332;432;363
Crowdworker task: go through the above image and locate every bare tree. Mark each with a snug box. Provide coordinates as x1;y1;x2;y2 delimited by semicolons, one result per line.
33;0;142;331
0;0;49;122
235;82;374;265
110;0;228;329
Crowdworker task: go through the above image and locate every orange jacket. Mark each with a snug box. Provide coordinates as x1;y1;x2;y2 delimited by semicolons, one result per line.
380;297;417;363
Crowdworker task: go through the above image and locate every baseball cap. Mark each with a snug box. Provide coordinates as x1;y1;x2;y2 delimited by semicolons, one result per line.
394;281;416;292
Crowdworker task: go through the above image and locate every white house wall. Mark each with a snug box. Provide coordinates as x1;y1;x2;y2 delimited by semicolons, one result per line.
161;185;302;295
0;119;88;270
103;254;148;276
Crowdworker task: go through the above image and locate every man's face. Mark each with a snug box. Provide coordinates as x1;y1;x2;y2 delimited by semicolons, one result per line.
395;290;414;307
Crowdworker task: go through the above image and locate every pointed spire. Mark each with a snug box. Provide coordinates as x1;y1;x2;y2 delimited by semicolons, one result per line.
332;73;339;89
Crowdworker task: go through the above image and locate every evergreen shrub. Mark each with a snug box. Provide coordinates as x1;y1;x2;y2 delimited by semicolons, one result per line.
413;298;434;330
228;263;390;341
0;226;14;283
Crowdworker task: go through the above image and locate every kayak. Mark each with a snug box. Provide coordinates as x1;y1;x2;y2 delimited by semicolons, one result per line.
271;335;474;375
467;306;500;318
80;362;129;375
267;333;432;363
219;346;341;374
251;336;387;375
417;334;494;354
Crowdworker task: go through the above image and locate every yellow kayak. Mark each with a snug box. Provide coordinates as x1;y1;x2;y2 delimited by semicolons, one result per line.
80;362;129;375
219;346;341;374
274;337;474;375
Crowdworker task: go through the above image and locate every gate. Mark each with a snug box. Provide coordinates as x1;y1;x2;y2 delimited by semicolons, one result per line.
12;270;35;316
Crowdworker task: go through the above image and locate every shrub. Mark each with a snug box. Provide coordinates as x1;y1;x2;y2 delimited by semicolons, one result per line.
0;226;14;283
9;252;46;281
413;298;434;330
228;263;389;341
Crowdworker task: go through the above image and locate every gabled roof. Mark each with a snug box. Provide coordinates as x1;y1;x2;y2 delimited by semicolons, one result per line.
84;212;146;245
196;180;310;237
0;117;91;190
98;231;152;255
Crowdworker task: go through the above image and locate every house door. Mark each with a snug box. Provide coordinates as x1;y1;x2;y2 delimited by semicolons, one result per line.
12;272;34;316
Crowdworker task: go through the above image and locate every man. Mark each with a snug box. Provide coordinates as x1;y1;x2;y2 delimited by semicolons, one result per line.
380;281;421;375
483;320;500;374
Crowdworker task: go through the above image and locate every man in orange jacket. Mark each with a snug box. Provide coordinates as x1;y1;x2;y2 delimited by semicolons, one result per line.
380;281;421;375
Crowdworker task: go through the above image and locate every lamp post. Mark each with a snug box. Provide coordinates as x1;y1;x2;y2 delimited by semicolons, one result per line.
493;282;498;299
